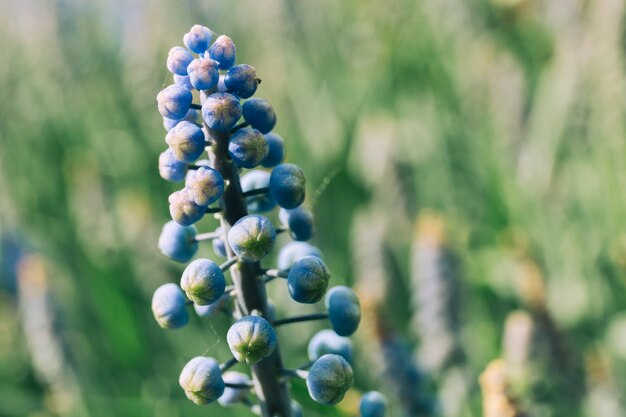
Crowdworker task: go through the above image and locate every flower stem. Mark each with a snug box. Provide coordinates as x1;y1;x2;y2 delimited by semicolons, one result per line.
280;368;309;379
220;357;238;371
241;187;270;197
260;268;289;279
230;121;250;132
195;231;222;241
220;257;238;272
225;381;254;389
201;92;293;417
273;313;329;326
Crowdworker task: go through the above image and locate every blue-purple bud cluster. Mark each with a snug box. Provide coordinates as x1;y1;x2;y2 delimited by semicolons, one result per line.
150;24;385;415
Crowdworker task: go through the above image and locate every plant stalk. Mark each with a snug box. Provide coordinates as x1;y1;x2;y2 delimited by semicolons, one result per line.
202;92;293;417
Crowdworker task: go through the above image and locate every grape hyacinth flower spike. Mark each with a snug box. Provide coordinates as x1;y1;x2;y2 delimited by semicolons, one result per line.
150;25;387;417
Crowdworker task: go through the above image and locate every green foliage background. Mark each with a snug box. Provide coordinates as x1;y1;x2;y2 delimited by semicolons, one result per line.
1;0;626;416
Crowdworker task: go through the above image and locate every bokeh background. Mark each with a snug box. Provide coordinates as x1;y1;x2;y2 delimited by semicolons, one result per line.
1;0;626;416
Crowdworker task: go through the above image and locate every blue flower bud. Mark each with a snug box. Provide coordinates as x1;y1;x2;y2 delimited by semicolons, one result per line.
169;188;206;226
325;286;361;336
187;58;219;90
262;133;285;168
187;109;200;123
163;108;199;131
308;329;353;363
165;121;205;163
269;163;306;209
279;207;314;241
227;316;277;364
202;92;241;131
228;128;268;169
179;356;225;405
183;25;213;54
157;84;193;120
240;170;276;212
209;35;236;70
224;64;259;99
151;283;189;329
306;354;353;405
180;259;226;305
174;74;194;91
291;400;304;417
288;256;330;304
185;166;224;206
167;46;194;76
227;215;276;262
185;159;211;182
159;149;187;183
277;241;322;270
158;220;198;262
242;98;276;134
163;117;180;132
212;239;226;257
360;391;389;417
211;227;227;258
194;293;230;318
218;371;251;405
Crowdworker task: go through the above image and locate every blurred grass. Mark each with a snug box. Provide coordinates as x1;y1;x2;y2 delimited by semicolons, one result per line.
1;0;626;416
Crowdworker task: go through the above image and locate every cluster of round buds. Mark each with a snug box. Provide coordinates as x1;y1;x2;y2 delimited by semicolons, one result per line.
151;24;388;416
